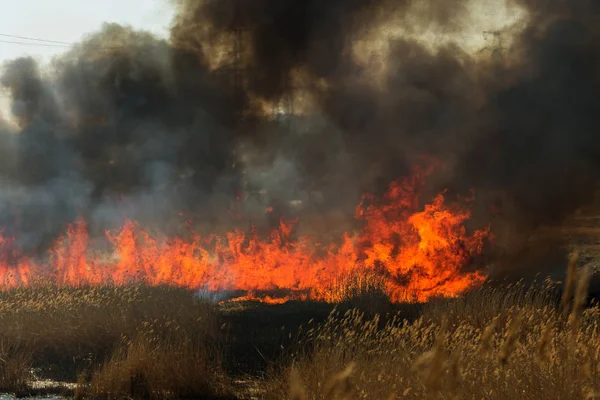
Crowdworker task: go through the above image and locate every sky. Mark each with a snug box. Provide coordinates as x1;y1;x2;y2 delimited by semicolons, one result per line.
0;0;173;63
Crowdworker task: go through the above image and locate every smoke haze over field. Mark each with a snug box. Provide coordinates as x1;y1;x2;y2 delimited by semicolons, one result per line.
0;0;599;275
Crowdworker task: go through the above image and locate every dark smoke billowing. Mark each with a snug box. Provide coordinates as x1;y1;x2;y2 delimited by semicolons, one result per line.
0;0;599;277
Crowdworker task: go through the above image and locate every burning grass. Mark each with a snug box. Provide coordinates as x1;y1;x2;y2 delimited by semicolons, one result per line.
0;165;491;304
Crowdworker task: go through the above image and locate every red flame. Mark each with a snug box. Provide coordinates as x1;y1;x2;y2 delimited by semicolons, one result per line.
0;166;491;303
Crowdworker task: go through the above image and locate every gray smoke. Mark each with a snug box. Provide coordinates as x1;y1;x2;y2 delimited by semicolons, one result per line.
0;0;598;278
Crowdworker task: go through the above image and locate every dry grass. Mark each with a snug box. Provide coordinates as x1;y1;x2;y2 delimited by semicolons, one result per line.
0;256;598;399
335;274;393;316
0;284;230;398
0;338;34;395
82;330;229;399
0;284;214;353
264;256;600;399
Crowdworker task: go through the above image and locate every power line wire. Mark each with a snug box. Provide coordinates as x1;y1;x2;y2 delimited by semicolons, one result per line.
0;33;168;52
0;33;73;45
0;39;71;48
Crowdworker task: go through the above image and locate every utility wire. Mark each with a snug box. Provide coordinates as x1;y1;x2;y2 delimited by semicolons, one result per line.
0;39;71;48
0;32;166;52
0;33;74;46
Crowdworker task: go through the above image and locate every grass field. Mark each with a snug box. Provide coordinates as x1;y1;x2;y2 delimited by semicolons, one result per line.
0;254;597;399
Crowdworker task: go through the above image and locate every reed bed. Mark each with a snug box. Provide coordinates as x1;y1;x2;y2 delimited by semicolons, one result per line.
0;283;229;398
264;254;600;399
0;254;596;399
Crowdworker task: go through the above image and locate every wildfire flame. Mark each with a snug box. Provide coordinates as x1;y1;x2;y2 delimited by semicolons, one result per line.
0;166;491;303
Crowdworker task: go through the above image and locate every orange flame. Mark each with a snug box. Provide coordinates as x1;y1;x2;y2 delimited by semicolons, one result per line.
0;166;491;303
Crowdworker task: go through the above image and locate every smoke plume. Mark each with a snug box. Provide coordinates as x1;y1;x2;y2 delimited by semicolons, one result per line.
0;0;599;277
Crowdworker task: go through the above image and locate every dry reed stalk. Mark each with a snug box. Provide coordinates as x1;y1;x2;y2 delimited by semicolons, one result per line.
570;265;590;337
562;251;579;318
324;362;356;400
413;319;448;399
536;321;553;365
479;317;498;355
447;351;461;400
288;366;307;400
499;310;523;366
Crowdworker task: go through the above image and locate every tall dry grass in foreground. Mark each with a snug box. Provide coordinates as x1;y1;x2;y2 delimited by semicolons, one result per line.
266;254;600;399
0;284;229;398
0;254;598;399
82;326;229;399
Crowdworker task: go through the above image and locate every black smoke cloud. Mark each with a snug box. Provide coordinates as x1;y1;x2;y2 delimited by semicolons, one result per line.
0;24;245;250
0;0;599;274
